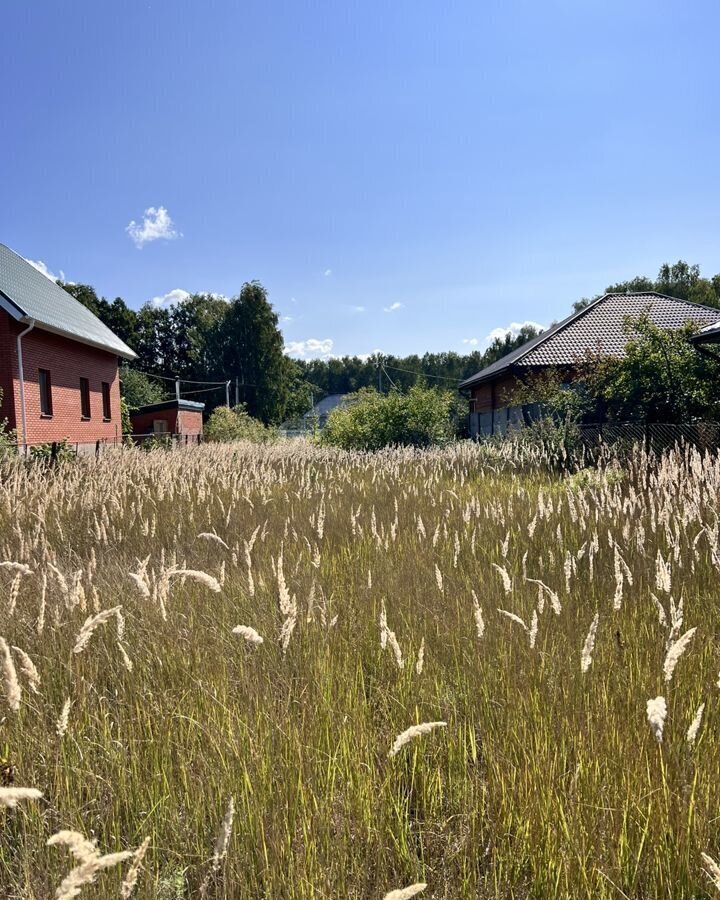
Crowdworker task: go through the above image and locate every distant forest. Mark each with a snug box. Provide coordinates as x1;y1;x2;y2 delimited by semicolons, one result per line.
62;259;720;423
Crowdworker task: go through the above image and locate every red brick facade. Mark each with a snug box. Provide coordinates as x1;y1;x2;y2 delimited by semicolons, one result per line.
0;312;123;447
129;401;204;439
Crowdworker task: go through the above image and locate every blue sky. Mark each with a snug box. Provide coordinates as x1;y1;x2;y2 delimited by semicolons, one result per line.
3;1;719;360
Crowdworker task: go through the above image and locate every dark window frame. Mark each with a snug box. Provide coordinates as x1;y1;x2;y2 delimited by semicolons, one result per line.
39;369;53;417
101;382;111;421
80;377;91;420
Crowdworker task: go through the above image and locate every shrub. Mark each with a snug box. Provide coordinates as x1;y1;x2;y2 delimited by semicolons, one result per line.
28;439;75;465
205;405;277;443
320;385;454;451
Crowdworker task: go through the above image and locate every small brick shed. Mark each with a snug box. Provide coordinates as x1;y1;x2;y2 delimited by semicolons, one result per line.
129;399;204;442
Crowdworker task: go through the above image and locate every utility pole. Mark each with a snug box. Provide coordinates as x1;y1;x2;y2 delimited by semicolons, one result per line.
377;355;383;393
235;376;239;407
175;377;181;402
226;380;231;408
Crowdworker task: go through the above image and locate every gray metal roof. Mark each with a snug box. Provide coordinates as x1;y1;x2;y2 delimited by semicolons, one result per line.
128;399;204;414
0;243;136;359
460;292;720;388
308;393;349;416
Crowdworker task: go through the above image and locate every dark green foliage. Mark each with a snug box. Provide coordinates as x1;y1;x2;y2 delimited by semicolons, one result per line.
217;283;287;423
320;384;454;450
61;283;288;425
294;327;541;401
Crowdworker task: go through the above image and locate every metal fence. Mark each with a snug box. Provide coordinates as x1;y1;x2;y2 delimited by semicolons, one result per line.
576;422;720;454
7;433;202;458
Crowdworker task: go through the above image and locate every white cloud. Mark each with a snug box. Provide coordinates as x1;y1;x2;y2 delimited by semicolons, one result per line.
383;302;403;313
357;348;383;361
24;258;67;283
126;206;180;248
149;288;191;308
324;269;332;277
284;338;334;359
482;320;545;347
281;315;295;323
462;337;479;347
349;305;366;314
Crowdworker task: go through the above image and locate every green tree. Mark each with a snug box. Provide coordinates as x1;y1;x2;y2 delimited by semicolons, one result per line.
583;315;720;423
320;385;454;451
205;405;276;443
119;368;165;410
219;282;288;423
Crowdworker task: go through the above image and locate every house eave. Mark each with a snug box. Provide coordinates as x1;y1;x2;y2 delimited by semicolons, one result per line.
1;285;136;360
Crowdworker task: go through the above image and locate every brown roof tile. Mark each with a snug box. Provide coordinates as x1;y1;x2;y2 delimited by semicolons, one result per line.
460;292;720;388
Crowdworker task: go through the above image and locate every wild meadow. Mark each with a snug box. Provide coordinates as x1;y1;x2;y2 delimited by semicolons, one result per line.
1;439;720;898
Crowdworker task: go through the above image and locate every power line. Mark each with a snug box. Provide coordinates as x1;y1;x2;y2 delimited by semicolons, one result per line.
124;370;228;386
177;385;227;396
122;369;257;388
380;364;399;390
381;363;461;384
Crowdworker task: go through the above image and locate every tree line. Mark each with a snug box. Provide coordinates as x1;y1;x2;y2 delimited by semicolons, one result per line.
62;257;719;425
61;281;539;423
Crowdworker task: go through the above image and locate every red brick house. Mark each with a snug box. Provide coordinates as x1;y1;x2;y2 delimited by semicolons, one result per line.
460;292;720;437
129;399;204;443
0;243;136;450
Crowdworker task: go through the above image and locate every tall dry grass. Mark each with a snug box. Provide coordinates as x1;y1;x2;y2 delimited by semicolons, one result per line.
0;438;719;897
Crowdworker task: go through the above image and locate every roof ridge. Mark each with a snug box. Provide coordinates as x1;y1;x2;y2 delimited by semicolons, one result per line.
459;291;720;389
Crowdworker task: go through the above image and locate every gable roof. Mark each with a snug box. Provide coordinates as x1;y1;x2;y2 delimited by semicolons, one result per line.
0;243;136;359
459;292;720;389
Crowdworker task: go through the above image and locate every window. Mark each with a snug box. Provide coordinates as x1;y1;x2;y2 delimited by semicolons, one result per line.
153;419;169;434
80;378;91;419
39;369;53;417
101;382;111;421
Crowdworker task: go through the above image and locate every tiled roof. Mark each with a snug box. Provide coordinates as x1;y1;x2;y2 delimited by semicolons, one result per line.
460;293;720;388
0;243;136;359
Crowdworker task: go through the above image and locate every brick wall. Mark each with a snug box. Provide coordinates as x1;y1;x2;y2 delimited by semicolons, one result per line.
130;407;203;437
0;313;122;446
130;409;178;436
177;409;203;436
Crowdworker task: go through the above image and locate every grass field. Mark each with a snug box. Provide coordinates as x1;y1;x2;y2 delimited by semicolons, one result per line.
1;440;720;898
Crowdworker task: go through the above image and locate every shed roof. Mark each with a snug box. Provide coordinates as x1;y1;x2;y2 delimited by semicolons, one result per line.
459;292;720;388
0;243;136;359
129;399;205;415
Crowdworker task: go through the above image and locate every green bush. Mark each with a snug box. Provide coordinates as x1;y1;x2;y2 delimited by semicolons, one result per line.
205;404;277;443
28;439;75;465
320;385;454;451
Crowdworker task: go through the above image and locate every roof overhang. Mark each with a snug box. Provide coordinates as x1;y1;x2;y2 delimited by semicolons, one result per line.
0;292;136;360
691;323;720;345
129;399;205;415
459;366;513;390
